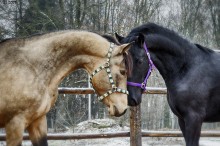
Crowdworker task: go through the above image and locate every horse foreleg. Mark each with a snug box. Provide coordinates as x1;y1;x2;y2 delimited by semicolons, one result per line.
178;118;186;139
27;115;48;146
184;114;202;146
5;116;25;146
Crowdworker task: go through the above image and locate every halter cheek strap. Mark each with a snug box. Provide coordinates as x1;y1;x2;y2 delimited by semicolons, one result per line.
127;42;156;90
90;43;129;101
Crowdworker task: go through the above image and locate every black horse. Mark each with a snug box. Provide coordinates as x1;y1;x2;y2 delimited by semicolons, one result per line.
115;23;220;146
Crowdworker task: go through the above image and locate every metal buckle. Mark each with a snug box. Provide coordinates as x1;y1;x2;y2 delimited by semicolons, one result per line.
141;83;146;89
104;62;110;68
112;86;117;92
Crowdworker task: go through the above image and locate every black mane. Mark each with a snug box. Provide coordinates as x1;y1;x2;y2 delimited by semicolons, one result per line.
0;32;47;44
128;23;213;54
128;23;184;42
194;43;214;53
101;34;120;45
0;38;14;44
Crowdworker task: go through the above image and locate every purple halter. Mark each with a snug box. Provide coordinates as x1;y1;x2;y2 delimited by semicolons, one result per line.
127;42;155;90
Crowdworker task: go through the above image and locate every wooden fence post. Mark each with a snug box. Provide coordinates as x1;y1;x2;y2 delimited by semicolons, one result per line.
130;105;142;146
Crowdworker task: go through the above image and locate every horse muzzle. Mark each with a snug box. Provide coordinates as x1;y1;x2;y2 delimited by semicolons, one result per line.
108;104;127;117
114;105;127;117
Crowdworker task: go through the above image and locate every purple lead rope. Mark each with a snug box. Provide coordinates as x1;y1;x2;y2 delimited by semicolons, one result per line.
127;42;156;90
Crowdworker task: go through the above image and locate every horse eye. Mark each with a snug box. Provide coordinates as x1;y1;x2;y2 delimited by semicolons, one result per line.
120;69;126;76
136;59;143;65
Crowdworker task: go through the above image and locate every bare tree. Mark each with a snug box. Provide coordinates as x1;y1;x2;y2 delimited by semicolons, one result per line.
207;0;220;48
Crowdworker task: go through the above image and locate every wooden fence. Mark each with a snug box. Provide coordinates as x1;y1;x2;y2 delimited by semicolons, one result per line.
1;130;220;140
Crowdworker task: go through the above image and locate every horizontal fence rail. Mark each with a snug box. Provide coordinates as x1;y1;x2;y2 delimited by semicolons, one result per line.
1;131;220;141
58;87;167;95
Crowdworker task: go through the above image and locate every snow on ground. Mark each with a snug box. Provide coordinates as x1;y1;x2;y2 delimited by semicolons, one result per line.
1;119;220;146
73;118;129;133
200;138;220;146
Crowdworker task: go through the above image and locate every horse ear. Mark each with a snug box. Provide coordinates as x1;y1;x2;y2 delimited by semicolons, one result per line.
117;43;131;55
115;33;125;43
137;33;145;45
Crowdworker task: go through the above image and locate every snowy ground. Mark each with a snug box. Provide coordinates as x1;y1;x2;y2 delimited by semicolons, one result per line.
1;137;218;146
47;137;220;146
1;119;220;146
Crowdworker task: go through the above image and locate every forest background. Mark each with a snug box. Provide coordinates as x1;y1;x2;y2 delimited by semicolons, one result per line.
0;0;219;132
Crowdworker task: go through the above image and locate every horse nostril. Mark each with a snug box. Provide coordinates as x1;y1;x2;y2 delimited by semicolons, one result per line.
114;106;127;117
120;69;126;75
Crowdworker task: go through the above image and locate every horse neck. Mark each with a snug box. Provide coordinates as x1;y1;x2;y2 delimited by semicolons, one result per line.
148;35;214;89
24;31;109;89
146;35;188;83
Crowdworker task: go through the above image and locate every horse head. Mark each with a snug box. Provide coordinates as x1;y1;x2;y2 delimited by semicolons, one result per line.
115;33;150;106
89;41;131;117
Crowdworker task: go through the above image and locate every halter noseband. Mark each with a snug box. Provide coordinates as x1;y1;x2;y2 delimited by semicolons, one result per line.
127;42;155;90
90;43;129;101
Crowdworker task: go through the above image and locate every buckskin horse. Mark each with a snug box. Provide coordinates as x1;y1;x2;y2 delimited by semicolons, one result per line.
0;31;130;146
115;23;220;146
